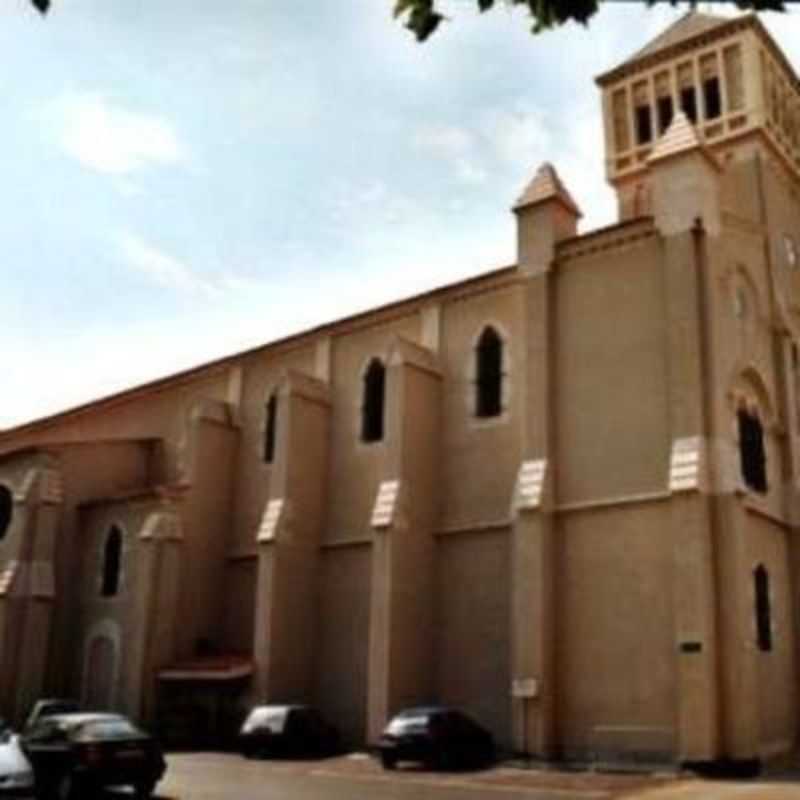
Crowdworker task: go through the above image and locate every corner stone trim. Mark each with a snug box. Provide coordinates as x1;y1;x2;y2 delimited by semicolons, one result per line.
0;561;18;597
371;480;400;529
257;499;284;543
513;460;547;511
669;437;706;493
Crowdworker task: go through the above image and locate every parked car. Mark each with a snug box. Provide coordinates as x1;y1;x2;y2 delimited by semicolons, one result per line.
22;712;165;799
0;723;34;796
22;701;79;737
377;707;495;770
238;705;339;759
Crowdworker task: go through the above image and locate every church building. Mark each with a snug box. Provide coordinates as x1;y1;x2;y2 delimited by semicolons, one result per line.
1;11;800;767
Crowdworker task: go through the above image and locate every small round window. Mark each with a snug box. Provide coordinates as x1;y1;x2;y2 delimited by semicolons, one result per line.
0;486;12;540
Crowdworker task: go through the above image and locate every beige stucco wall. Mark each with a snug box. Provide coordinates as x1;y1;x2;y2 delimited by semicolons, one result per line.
77;500;149;716
435;528;511;748
747;511;796;756
559;502;676;760
440;283;523;530
556;235;669;505
315;544;371;744
326;315;419;545
229;345;315;556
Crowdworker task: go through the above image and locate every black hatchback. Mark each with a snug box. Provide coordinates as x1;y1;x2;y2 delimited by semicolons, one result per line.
377;707;495;770
22;712;166;799
238;705;339;759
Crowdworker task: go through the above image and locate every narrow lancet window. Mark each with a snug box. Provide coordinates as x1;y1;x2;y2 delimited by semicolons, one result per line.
264;392;277;464
633;82;652;144
362;359;386;443
678;63;697;124
755;565;772;652
476;326;503;418
738;408;767;494
101;526;122;598
701;54;722;120
655;72;673;134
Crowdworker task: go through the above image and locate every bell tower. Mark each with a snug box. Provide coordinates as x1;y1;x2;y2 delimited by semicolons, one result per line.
596;11;800;221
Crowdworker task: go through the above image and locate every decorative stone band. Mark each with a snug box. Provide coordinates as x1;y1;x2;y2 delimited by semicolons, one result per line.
371;480;401;529
257;499;285;543
669;437;706;493
512;459;548;512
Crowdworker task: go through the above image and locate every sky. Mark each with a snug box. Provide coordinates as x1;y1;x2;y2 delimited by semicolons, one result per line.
2;0;800;428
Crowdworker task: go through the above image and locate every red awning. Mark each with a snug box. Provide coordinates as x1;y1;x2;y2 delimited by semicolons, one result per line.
158;655;253;682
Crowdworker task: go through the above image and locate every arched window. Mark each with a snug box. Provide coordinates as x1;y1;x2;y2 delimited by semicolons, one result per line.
738;408;767;494
754;564;772;652
475;327;503;418
101;526;123;598
263;392;277;464
361;359;386;443
0;486;12;541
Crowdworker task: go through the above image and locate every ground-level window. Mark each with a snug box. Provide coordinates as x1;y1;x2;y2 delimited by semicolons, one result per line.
361;359;386;443
738;408;768;493
0;486;11;540
263;392;277;464
475;326;503;418
755;564;772;652
101;526;123;598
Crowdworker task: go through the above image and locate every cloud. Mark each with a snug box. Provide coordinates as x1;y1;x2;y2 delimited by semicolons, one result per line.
486;107;551;169
48;93;187;175
116;231;274;299
415;123;487;184
117;231;219;297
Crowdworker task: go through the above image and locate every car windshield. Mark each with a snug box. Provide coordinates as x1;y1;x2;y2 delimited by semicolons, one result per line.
74;718;143;741
244;707;288;733
386;711;435;735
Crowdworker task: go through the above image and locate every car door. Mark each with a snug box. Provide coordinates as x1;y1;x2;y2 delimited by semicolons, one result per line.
22;720;72;782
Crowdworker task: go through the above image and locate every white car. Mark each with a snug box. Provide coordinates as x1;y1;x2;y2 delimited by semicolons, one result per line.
0;731;34;796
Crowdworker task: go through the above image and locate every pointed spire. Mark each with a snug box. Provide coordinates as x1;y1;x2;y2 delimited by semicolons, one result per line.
513;162;582;217
648;111;718;168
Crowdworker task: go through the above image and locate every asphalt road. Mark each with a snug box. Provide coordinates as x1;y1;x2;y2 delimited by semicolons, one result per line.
152;751;666;800
148;752;800;800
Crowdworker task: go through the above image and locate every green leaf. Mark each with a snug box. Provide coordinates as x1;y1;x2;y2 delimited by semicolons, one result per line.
31;0;49;12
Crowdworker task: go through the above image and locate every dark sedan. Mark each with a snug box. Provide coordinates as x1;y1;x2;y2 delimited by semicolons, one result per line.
22;712;165;799
238;705;339;759
377;707;495;770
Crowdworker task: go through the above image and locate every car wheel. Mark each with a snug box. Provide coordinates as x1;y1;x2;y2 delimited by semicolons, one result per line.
54;774;74;800
380;751;397;770
135;780;157;799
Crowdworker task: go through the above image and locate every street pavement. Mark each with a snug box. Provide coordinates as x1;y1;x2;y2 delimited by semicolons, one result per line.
147;751;800;800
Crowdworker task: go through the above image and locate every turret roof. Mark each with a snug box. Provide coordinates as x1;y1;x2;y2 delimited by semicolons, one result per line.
648;110;719;169
513;162;582;217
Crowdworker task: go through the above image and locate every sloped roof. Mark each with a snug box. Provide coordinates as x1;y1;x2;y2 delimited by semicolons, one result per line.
513;162;582;216
627;11;730;65
597;11;737;85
